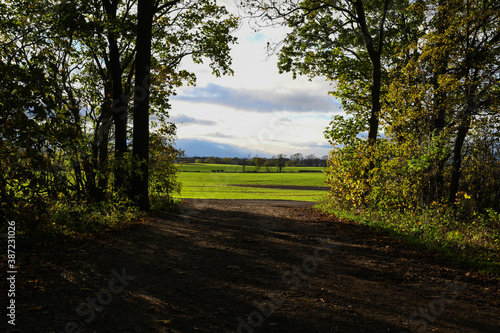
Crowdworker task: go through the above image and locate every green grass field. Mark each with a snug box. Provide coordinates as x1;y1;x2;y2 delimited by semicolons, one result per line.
174;163;329;201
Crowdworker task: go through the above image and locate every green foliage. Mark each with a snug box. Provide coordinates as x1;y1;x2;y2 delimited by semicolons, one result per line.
273;153;287;172
324;145;370;209
149;124;183;210
1;0;238;238
324;114;366;147
48;195;139;235
322;0;500;212
318;0;500;272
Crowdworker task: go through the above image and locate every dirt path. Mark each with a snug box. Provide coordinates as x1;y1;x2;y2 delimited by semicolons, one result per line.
4;199;500;333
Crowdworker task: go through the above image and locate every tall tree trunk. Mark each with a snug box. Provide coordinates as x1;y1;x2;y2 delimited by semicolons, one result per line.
102;0;128;191
109;34;128;190
354;0;383;149
353;0;388;179
89;80;113;201
132;0;153;210
368;58;382;147
447;0;476;205
429;0;451;203
430;86;447;202
448;103;473;204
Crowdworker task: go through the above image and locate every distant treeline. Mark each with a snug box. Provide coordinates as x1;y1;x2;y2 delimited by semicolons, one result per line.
179;153;329;168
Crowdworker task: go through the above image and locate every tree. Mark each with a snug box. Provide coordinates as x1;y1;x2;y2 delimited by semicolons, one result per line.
290;153;303;166
243;0;413;148
385;0;500;208
252;157;264;171
303;154;324;167
240;158;250;172
439;0;500;204
103;0;237;209
132;0;155;210
0;0;90;232
149;123;183;209
242;1;427;205
273;154;287;172
0;0;238;231
263;160;272;172
82;0;237;209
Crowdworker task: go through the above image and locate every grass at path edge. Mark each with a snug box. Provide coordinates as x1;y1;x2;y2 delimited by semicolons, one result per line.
315;201;500;277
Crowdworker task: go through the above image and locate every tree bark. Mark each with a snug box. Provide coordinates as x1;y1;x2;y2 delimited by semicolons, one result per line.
429;0;451;202
132;0;154;210
102;0;129;191
368;58;382;147
109;34;128;190
353;0;382;148
448;105;472;204
353;0;388;180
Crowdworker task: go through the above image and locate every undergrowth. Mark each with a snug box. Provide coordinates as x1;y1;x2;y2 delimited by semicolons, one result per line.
316;200;500;276
6;193;181;246
46;191;182;236
47;196;140;236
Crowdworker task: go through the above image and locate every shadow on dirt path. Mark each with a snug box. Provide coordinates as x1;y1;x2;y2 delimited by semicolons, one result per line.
4;199;500;333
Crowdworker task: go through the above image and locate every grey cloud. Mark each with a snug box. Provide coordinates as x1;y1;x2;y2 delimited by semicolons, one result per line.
176;138;268;158
170;114;217;126
209;132;235;138
172;83;339;113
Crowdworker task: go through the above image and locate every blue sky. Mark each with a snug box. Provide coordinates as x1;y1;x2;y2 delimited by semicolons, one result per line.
168;0;341;158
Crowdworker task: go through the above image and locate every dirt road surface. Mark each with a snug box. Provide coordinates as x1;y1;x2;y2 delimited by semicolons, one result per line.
4;199;499;332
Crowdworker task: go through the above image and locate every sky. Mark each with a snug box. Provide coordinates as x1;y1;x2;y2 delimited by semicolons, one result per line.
168;0;342;158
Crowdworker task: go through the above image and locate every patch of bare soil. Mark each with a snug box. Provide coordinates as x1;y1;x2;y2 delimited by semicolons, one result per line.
3;199;499;333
